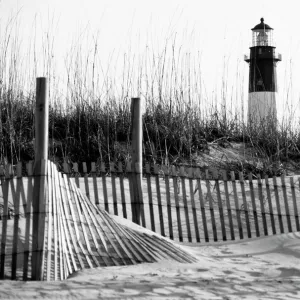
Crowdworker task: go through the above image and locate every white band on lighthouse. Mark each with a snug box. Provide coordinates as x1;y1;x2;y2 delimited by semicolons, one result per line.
248;92;277;122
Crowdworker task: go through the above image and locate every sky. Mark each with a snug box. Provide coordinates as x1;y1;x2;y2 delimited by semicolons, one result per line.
1;0;300;118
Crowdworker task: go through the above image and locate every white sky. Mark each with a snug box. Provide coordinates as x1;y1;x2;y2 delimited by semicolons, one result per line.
1;0;300;118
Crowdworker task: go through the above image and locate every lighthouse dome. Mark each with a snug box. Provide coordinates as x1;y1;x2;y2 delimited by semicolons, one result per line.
250;18;275;46
252;18;273;31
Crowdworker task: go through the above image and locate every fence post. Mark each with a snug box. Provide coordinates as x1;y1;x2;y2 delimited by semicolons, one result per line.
129;97;143;225
32;77;49;280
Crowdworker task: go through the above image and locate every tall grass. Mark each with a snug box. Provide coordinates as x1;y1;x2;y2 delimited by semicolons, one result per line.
0;14;300;175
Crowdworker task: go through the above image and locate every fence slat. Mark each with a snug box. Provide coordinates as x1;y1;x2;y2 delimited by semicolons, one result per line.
205;170;218;241
292;177;300;231
154;165;165;237
63;162;70;174
281;175;292;232
145;164;155;232
180;167;192;242
0;176;9;279
231;172;243;239
56;184;73;277
195;169;209;242
82;162;90;201
19;163;27;217
248;173;260;237
54;169;65;280
5;164;13;178
126;163;135;223
172;166;183;242
101;162;109;213
118;162;127;219
222;171;235;240
213;170;226;241
257;174;268;236
11;162;22;279
188;168;200;243
265;175;276;234
239;172;251;238
0;165;4;178
57;167;72;279
91;162;100;205
273;176;284;233
73;163;80;187
162;165;173;240
110;163;118;216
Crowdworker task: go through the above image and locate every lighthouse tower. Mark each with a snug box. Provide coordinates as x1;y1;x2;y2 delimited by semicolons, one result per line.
244;18;281;123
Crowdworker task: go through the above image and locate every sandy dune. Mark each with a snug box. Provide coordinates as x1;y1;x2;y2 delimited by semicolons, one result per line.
0;227;299;299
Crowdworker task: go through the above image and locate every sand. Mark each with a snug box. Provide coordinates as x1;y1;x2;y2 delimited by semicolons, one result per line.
0;229;299;299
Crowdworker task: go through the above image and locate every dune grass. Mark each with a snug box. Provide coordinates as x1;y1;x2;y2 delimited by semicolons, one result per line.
0;14;300;176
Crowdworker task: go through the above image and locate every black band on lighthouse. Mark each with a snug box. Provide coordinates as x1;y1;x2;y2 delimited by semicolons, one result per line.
245;18;281;93
248;46;280;93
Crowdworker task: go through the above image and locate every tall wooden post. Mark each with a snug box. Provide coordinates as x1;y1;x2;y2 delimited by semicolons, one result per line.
31;77;49;280
129;98;143;225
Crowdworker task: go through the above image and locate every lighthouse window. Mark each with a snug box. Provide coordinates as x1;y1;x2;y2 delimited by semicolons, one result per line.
256;31;268;46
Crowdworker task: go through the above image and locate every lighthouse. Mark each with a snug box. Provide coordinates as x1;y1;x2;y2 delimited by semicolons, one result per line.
244;18;281;123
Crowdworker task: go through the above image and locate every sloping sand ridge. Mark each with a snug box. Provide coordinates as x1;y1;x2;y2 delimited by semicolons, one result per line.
0;230;299;299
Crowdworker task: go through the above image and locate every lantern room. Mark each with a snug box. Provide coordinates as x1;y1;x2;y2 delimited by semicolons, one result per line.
251;18;274;47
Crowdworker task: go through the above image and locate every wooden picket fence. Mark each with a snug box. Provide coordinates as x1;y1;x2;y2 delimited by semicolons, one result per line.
59;161;300;243
1;159;300;280
0;160;196;280
2;160;300;245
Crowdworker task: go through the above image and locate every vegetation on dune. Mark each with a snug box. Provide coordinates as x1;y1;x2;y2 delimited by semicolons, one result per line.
1;90;300;177
0;14;300;176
